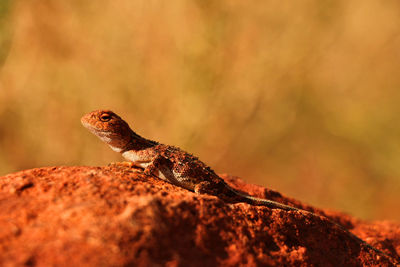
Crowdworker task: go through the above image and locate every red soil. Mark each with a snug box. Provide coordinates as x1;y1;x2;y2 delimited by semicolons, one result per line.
0;166;399;266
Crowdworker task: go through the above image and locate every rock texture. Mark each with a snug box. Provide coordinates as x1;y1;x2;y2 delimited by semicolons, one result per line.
0;166;399;266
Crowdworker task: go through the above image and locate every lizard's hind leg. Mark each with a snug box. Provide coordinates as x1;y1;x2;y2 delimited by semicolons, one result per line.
194;181;213;194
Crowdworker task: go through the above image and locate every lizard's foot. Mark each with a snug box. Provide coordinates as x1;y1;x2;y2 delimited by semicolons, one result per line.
194;181;213;194
108;161;142;171
143;167;153;176
108;161;136;169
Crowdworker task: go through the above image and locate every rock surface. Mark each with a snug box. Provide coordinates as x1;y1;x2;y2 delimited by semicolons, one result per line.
0;166;399;266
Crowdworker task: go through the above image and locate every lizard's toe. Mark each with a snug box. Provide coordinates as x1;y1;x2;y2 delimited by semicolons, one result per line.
108;161;135;168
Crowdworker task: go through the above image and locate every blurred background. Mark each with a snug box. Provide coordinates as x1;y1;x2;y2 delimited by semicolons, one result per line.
0;0;399;220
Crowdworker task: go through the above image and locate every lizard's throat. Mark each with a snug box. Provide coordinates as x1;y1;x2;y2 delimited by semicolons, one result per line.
94;131;131;153
97;131;154;153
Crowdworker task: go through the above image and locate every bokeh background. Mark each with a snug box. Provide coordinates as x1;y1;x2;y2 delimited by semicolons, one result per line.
0;0;400;220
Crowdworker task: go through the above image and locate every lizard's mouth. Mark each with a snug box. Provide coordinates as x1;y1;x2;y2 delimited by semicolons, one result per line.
81;120;97;133
81;120;110;139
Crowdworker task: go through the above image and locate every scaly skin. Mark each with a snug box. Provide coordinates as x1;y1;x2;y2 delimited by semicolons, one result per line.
81;110;398;264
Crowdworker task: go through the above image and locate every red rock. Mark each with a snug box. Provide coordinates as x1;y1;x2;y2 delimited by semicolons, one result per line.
0;166;399;266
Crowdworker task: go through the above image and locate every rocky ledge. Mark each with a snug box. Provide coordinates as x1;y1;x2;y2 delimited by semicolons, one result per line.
0;166;399;266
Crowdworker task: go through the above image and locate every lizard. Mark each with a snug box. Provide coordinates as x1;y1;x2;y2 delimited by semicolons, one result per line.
81;109;399;263
80;109;296;210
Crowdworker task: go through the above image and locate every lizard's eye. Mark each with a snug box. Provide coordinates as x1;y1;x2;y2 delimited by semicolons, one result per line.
100;114;112;122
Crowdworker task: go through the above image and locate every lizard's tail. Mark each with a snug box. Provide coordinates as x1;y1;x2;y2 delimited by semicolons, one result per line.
228;188;298;211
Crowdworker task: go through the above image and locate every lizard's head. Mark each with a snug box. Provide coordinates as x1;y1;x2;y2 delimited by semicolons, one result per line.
81;110;134;152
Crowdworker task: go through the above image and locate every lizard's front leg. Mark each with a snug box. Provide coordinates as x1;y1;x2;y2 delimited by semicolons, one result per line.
144;155;178;185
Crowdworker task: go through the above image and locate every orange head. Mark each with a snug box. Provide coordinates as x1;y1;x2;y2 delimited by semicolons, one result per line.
81;110;134;152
